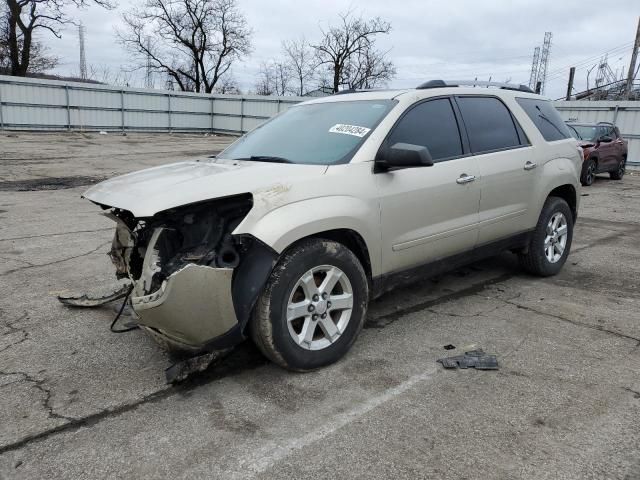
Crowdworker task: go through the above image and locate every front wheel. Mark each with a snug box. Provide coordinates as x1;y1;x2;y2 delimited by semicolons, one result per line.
581;158;596;186
610;158;626;180
519;196;573;277
250;238;368;371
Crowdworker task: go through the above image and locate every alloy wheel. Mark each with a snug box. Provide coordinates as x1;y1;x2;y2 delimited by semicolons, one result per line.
544;212;568;263
286;265;354;350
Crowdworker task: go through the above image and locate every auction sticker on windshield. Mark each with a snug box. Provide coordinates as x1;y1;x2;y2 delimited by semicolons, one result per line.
329;124;371;137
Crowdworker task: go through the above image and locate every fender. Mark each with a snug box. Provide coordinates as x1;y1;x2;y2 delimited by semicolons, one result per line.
536;155;581;219
235;195;382;276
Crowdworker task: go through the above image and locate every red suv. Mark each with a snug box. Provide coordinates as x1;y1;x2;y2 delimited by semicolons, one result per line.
566;122;628;186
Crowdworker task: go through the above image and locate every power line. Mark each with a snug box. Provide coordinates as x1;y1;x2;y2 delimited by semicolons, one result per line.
543;42;633;80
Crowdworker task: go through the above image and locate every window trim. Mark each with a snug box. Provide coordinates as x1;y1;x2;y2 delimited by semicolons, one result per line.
375;95;469;166
453;94;531;156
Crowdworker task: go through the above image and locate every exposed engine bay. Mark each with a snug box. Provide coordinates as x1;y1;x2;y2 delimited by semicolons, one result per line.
108;193;253;296
83;192;278;359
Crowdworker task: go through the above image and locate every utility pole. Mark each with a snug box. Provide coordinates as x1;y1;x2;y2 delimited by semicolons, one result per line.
565;67;576;100
144;36;154;89
79;23;87;80
624;16;640;100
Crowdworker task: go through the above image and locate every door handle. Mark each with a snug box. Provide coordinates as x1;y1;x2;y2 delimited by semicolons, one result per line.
524;161;537;171
456;174;476;184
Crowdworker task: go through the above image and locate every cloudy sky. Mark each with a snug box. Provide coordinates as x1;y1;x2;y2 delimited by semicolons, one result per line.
46;0;639;99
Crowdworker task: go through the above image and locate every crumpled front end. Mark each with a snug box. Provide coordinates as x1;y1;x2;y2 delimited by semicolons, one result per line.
105;194;255;351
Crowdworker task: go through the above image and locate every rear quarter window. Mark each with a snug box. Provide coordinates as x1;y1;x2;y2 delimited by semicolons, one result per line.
516;98;572;142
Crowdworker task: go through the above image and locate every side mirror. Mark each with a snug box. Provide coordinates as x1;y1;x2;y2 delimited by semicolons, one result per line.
598;135;613;143
377;143;434;171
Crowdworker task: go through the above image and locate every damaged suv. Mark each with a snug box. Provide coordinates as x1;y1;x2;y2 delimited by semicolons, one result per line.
80;80;582;372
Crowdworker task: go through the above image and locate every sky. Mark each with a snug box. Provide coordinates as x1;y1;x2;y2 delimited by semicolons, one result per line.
45;0;640;99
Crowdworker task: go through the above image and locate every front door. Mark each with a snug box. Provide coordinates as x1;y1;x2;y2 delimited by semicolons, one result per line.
375;97;481;273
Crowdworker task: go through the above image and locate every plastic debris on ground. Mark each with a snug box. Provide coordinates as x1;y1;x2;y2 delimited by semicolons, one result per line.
437;349;499;370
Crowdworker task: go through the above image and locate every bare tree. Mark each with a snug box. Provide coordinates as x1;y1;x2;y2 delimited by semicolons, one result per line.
282;37;315;96
255;60;291;96
86;64;133;86
3;0;113;76
1;19;59;74
311;11;394;93
214;73;240;94
344;47;395;90
118;0;252;93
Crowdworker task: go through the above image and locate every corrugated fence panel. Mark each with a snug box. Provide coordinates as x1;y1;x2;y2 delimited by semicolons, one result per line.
3;81;67;106
72;109;121;128
172;96;211;113
554;100;640;165
172;112;211;130
213;115;242;133
125;92;168;111
125;110;170;129
70;88;120;109
0;75;310;132
4;104;67;127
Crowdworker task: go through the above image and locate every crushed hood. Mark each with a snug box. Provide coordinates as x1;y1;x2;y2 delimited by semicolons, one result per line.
83;157;328;217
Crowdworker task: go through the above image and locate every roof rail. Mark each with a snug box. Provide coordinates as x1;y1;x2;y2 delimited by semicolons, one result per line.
597;121;614;126
416;80;534;94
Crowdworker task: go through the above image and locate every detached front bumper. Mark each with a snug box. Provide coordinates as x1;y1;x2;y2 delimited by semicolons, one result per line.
131;264;238;350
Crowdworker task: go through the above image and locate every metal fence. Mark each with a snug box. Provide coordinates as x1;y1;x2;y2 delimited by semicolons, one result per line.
1;75;639;165
554;100;640;165
0;74;304;135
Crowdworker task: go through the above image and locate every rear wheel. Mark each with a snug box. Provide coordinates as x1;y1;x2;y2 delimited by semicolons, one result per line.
250;238;368;371
581;158;596;186
519;196;573;277
610;157;626;180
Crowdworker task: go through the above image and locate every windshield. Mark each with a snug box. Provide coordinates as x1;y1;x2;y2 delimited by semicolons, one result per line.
220;100;396;165
568;125;599;141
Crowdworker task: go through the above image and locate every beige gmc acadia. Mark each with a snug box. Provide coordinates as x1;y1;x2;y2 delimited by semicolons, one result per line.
77;80;582;374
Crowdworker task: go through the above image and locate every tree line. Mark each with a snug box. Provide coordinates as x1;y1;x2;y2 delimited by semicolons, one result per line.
0;0;396;95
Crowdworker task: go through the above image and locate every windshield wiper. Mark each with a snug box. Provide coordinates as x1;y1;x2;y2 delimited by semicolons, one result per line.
233;155;293;164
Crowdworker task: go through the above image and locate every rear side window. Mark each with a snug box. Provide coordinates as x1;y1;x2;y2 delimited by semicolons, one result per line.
456;96;522;154
516;98;572;142
386;98;463;162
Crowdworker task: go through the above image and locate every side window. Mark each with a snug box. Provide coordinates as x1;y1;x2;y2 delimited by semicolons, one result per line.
515;97;573;142
386;98;463;162
597;126;610;139
456;96;522;154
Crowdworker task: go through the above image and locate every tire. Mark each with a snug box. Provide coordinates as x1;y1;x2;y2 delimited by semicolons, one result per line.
610;157;626;180
519;196;573;277
580;158;596;186
250;238;368;371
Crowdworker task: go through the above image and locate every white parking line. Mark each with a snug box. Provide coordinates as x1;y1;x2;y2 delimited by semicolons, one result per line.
237;367;438;478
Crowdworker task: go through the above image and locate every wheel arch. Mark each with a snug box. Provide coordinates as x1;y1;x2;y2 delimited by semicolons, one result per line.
286;228;373;286
548;184;577;223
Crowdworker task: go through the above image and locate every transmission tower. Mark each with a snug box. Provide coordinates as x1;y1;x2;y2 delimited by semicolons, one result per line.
165;74;175;91
144;36;154;89
528;46;540;89
79;23;87;80
594;54;616;88
538;32;552;95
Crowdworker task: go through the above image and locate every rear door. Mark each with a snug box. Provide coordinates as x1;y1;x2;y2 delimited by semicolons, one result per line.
455;95;536;245
376;97;481;273
598;125;620;170
612;126;626;163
